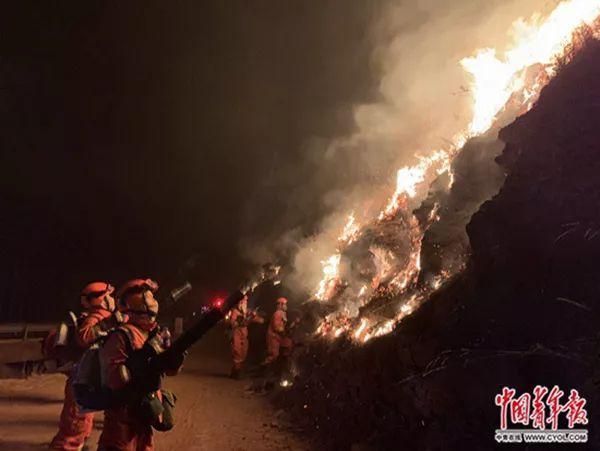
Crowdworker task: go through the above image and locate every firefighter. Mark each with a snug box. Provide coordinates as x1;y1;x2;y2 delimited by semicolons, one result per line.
262;297;296;367
98;279;182;451
50;281;121;451
228;294;264;379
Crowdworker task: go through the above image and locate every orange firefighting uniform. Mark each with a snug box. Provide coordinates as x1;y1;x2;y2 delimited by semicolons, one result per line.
263;310;293;365
50;309;113;451
229;308;262;371
98;322;154;451
97;321;180;451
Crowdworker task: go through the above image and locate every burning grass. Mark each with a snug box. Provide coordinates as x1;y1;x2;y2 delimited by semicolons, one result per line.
307;0;600;345
279;38;600;447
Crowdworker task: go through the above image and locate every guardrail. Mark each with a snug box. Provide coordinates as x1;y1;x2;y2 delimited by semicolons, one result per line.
0;318;185;341
0;323;54;341
0;319;184;377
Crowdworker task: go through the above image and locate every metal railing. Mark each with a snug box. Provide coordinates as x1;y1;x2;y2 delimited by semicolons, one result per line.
0;319;184;377
0;323;54;340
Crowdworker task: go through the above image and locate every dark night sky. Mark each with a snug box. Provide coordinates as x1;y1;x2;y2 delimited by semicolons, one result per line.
0;1;383;320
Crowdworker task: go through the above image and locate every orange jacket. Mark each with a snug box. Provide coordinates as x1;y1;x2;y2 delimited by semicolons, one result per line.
268;310;287;335
229;308;244;328
98;322;156;451
230;308;262;329
76;309;114;348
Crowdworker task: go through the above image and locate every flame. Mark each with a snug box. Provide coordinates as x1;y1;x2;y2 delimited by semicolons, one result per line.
314;254;341;300
339;212;360;245
353;318;370;341
313;0;600;343
428;202;441;223
462;0;600;135
244;264;282;293
370;246;396;283
363;320;394;343
380;150;453;220
358;285;367;298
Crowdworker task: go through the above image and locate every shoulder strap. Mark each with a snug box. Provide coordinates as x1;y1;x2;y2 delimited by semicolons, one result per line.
107;326;135;355
68;311;79;327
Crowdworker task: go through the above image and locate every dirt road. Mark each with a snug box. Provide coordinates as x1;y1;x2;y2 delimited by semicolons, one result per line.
0;327;309;451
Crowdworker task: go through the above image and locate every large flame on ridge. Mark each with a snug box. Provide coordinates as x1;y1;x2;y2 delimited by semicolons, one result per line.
463;0;600;135
313;0;600;344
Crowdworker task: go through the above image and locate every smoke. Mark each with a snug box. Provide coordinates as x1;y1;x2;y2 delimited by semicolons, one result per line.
241;0;554;296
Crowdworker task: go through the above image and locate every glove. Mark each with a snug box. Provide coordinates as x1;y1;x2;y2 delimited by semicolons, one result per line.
95;311;125;332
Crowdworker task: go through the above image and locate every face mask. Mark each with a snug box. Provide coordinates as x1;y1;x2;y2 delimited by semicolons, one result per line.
104;295;116;312
143;291;160;316
129;312;157;330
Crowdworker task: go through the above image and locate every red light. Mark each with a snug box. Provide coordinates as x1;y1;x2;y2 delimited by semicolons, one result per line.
212;297;225;309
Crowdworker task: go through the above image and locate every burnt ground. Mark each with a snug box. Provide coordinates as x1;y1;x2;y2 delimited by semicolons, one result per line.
279;37;600;450
0;326;309;451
